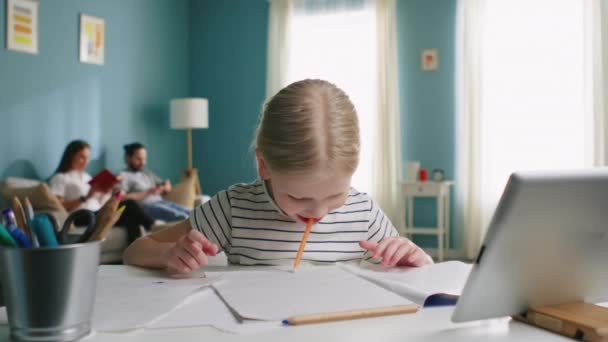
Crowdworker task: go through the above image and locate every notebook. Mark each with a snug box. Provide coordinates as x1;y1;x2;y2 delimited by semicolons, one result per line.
341;261;472;306
88;169;120;193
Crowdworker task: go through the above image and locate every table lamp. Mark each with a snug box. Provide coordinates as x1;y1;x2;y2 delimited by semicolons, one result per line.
170;98;208;194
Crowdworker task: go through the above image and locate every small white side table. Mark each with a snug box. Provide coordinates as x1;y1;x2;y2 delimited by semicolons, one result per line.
401;181;453;262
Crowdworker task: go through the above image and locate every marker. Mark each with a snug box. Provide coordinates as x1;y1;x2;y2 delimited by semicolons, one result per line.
0;223;18;247
23;197;40;247
1;208;33;248
31;215;59;247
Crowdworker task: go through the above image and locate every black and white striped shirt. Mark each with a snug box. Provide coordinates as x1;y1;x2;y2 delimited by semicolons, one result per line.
189;179;399;266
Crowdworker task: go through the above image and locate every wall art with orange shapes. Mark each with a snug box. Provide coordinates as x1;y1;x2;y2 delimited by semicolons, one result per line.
421;48;438;71
6;0;38;54
79;14;105;65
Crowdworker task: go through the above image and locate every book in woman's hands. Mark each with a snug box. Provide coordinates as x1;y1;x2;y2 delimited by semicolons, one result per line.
89;169;120;193
342;261;473;307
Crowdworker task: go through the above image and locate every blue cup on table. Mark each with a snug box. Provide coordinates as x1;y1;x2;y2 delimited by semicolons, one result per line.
0;241;100;342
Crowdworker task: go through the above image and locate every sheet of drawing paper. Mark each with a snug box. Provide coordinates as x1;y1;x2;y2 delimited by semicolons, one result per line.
212;266;414;321
148;287;282;334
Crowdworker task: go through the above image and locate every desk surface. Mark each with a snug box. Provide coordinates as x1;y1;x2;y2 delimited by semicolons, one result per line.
0;264;576;342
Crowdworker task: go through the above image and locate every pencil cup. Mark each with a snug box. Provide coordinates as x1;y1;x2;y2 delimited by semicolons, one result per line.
0;241;100;342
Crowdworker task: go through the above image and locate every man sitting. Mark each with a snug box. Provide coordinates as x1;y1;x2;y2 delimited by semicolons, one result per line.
119;142;190;222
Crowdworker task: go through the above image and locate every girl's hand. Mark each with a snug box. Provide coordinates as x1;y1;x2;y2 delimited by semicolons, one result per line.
359;237;431;267
162;230;219;275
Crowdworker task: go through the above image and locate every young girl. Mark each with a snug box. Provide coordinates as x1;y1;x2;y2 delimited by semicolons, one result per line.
124;79;431;274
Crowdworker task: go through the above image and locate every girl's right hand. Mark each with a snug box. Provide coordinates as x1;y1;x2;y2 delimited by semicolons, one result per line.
162;230;219;275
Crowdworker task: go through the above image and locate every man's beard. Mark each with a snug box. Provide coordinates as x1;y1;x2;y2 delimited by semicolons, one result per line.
129;164;143;172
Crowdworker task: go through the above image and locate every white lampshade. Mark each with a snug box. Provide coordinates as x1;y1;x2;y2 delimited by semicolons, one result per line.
170;98;209;129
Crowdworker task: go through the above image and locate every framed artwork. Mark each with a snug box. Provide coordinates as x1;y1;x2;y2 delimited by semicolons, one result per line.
6;0;38;54
79;14;105;65
421;48;438;71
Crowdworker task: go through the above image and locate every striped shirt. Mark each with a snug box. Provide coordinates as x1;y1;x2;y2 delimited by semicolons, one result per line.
189;179;400;266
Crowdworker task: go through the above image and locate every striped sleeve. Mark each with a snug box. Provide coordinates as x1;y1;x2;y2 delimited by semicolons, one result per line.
189;190;233;251
366;198;400;243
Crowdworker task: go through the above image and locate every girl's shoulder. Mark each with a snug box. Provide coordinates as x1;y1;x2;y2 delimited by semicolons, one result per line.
341;187;374;209
225;179;266;197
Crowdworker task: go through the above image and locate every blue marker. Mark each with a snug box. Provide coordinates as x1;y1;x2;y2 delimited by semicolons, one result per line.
22;198;40;247
31;215;59;247
1;208;33;248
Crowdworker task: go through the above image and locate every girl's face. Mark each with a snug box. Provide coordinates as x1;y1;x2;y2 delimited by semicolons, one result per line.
257;152;351;224
71;147;90;171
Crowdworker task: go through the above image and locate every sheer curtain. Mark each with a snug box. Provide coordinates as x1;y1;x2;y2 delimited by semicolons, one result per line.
456;0;607;260
266;0;404;229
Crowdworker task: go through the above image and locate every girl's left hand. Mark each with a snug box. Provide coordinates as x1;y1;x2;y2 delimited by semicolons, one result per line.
359;237;431;267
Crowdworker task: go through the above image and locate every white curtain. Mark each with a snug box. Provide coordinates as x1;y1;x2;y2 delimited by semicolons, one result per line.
455;0;608;261
455;0;484;260
266;0;292;99
266;0;404;231
591;0;608;166
372;0;405;233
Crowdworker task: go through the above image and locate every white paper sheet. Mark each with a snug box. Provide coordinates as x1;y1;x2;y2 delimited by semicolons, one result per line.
148;287;282;334
0;274;216;332
212;266;415;321
341;261;473;305
92;273;216;332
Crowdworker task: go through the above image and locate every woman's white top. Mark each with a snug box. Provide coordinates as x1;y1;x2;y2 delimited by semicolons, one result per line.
49;170;109;212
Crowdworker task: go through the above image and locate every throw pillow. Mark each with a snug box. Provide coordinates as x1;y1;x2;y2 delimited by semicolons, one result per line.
163;175;195;209
0;182;67;214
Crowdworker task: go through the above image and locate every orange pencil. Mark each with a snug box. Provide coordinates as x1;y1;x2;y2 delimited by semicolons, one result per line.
292;218;314;272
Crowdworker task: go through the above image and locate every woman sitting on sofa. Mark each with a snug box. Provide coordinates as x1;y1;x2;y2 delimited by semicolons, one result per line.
48;140;154;243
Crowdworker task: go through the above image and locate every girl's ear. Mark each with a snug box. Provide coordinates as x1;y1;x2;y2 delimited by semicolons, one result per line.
255;149;271;180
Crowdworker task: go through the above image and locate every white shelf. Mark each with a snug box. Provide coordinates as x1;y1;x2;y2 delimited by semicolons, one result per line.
401;181;453;262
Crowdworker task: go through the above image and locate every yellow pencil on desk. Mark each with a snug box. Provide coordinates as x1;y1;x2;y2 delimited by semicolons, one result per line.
292;218;314;272
282;304;419;325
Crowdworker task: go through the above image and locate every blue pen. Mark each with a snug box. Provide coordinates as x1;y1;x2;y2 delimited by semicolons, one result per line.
23;198;40;247
31;215;59;247
1;208;33;248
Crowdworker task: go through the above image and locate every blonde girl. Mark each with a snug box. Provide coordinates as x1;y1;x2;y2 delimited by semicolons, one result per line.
124;79;431;274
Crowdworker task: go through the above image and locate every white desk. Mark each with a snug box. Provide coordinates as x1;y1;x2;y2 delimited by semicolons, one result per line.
0;264;576;342
401;181;453;262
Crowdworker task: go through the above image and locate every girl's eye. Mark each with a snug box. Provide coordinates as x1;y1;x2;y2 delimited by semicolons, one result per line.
288;194;301;201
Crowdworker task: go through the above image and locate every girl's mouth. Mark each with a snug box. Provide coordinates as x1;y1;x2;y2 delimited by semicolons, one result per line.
297;215;320;224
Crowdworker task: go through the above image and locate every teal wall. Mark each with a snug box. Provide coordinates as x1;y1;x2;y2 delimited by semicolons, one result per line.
397;0;457;249
0;0;189;182
0;0;457;249
189;0;268;195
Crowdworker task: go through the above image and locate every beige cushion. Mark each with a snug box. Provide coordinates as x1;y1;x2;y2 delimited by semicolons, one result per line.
0;182;67;214
163;175;195;209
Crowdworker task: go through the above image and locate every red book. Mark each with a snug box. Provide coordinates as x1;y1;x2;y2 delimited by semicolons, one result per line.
88;169;119;193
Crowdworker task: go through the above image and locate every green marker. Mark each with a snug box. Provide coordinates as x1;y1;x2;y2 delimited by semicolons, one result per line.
0;223;18;247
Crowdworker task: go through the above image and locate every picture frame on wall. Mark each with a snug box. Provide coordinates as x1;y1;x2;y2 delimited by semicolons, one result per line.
79;14;105;65
421;48;439;71
6;0;39;54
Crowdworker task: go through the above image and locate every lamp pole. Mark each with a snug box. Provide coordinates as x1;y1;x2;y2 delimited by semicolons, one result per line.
187;127;193;170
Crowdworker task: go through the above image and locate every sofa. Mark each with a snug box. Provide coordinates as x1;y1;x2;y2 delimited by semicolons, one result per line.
0;175;202;264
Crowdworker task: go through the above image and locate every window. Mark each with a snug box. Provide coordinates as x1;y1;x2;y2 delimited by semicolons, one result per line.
286;3;377;194
478;0;593;225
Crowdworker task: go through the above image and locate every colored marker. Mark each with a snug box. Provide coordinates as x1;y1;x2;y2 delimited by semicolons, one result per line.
1;208;33;248
23;197;40;247
0;223;18;247
31;215;59;247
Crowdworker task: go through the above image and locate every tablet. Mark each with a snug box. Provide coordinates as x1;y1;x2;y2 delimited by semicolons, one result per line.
452;169;608;322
